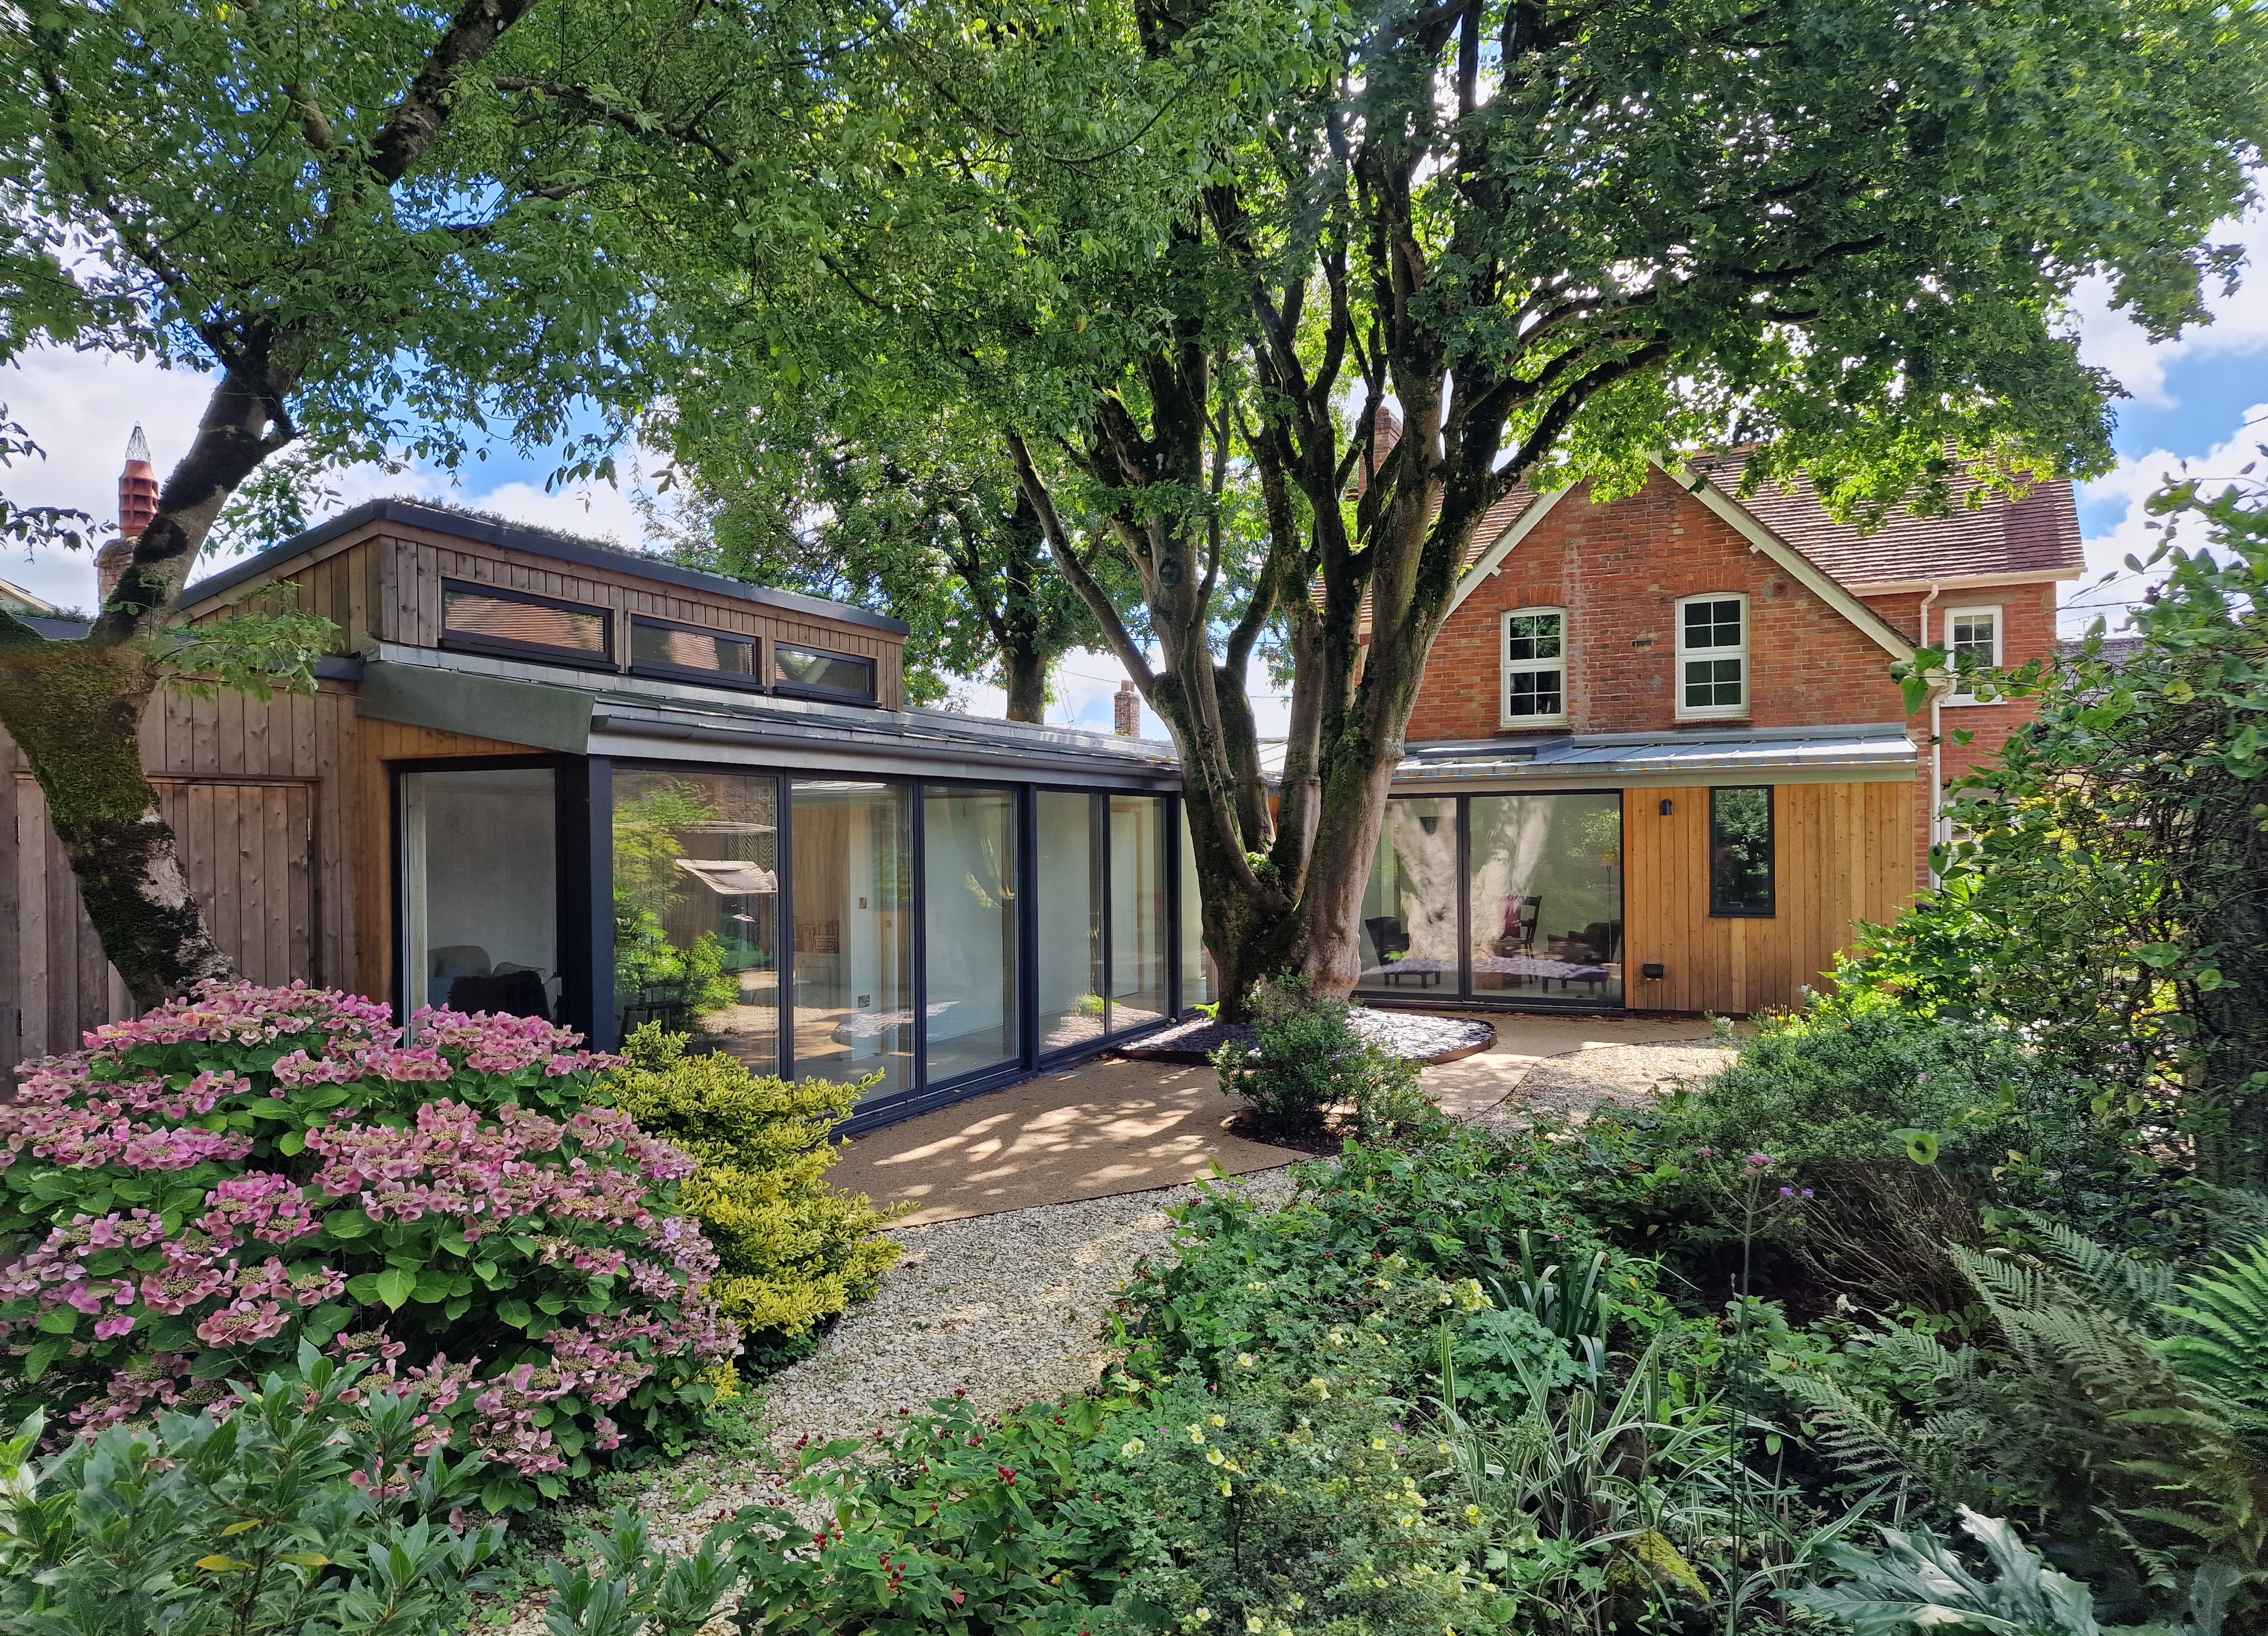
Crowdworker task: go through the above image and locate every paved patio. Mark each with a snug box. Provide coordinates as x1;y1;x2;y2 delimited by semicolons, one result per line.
830;1009;1716;1224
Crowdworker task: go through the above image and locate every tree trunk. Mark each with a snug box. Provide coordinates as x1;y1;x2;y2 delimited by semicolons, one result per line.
1003;644;1048;722
0;640;232;1006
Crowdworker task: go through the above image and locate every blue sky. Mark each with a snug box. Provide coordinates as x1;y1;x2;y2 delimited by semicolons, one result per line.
3;195;2263;737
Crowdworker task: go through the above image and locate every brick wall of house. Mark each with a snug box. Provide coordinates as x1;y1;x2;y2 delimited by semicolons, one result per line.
1407;469;1914;743
1859;580;2059;890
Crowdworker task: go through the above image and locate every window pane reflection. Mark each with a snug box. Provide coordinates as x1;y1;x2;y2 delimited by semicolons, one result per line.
1356;798;1457;994
1470;793;1623;1004
923;787;1019;1083
791;781;913;1094
1109;796;1167;1034
613;770;779;1072
1036;791;1105;1052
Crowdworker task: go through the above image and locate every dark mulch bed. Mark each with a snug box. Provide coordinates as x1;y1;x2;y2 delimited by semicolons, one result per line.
1114;1007;1496;1068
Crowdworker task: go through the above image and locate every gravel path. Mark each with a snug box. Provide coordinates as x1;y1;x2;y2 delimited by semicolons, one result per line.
1472;1038;1739;1131
500;1164;1308;1608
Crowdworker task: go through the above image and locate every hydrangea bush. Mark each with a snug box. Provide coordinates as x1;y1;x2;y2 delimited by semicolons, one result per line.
0;982;738;1512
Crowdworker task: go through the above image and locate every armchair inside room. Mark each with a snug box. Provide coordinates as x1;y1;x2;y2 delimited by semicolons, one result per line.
1365;916;1412;963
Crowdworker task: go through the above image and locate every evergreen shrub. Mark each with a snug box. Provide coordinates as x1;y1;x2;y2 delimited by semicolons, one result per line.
603;1025;899;1348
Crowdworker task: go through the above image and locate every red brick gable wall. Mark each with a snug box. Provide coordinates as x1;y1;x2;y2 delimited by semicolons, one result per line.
1407;469;1913;742
1858;581;2057;786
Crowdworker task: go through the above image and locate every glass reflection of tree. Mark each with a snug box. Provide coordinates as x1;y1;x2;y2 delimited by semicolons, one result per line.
614;783;738;1016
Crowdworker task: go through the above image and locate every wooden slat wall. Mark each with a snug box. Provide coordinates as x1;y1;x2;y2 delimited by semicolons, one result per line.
373;528;907;709
1623;780;1914;1015
1;681;534;1073
188;538;378;655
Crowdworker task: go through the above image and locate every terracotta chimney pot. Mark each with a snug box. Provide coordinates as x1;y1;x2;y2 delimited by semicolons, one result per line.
98;425;158;603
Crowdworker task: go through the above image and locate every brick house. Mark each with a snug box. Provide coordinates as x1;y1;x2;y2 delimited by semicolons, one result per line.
1362;445;2080;1016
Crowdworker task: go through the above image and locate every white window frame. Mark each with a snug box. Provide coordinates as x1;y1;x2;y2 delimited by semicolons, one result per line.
1500;606;1569;728
1942;605;2004;704
1674;593;1750;720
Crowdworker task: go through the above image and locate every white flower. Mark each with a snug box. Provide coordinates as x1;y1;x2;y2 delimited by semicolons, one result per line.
1188;1424;1206;1444
1121;1438;1146;1459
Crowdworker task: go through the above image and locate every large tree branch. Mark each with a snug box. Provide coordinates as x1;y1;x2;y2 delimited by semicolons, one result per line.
370;0;544;184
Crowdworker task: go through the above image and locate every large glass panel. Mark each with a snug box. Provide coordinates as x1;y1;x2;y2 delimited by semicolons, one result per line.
400;767;558;1018
791;781;913;1094
1108;796;1168;1034
1035;791;1105;1052
1179;811;1214;1012
923;787;1020;1083
1356;797;1459;995
1469;792;1623;1004
612;770;779;1071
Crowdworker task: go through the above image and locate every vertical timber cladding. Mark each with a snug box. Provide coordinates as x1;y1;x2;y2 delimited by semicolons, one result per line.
10;775;318;1061
1621;781;1915;1015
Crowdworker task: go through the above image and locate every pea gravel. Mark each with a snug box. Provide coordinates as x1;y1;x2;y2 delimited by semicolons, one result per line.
1472;1038;1739;1131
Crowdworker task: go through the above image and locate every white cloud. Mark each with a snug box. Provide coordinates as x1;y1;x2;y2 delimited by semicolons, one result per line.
0;348;214;612
2067;402;2268;635
2066;196;2268;407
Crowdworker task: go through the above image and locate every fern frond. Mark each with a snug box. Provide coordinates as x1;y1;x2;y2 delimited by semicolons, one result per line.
2020;1212;2176;1323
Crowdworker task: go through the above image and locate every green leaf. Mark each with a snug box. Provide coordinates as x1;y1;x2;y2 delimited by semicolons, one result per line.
24;1339;67;1381
325;1208;375;1239
2138;943;2183;968
277;1130;306;1156
497;1298;533;1328
375;1267;416;1310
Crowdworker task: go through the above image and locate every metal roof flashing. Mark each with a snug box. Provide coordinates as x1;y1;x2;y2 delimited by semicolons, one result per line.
356;644;1179;781
1389;722;1917;787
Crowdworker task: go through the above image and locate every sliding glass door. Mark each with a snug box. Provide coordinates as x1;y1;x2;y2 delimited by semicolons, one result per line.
923;787;1020;1083
1357;791;1624;1006
592;768;1180;1111
790;780;915;1096
611;768;780;1070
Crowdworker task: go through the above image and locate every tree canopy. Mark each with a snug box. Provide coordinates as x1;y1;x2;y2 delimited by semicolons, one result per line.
613;0;2268;1005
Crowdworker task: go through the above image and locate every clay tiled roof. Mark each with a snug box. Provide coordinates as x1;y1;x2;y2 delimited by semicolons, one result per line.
1680;452;2083;589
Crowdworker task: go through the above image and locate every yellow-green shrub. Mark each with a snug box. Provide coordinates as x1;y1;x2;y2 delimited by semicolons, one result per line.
605;1026;901;1347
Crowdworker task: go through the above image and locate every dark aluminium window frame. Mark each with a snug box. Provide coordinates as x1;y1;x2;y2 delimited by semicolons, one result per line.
1707;784;1777;919
624;614;764;691
386;753;603;1032
577;759;1184;1134
771;642;879;705
437;578;617;671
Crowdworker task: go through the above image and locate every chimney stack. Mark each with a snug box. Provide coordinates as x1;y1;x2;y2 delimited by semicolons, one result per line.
1113;679;1141;738
97;425;157;604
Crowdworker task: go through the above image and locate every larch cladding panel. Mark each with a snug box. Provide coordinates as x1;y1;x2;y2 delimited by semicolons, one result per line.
1406;470;1912;742
1620;780;1914;1015
373;529;907;709
2;683;540;1072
